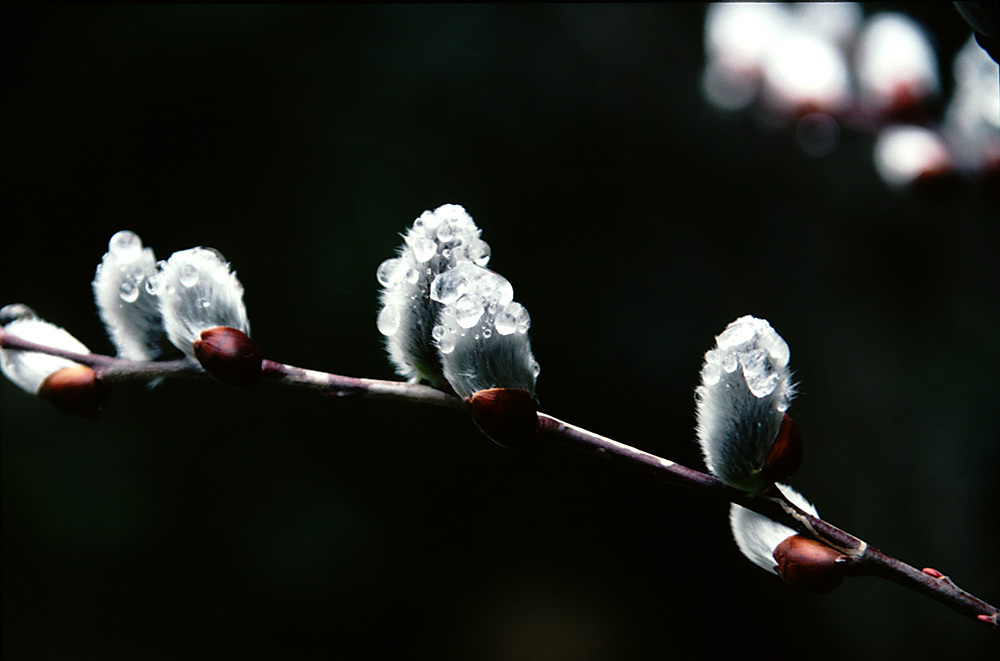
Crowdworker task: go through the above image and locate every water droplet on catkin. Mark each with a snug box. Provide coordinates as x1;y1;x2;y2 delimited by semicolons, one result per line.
109;231;142;261
377;305;400;336
119;281;139;303
179;264;199;287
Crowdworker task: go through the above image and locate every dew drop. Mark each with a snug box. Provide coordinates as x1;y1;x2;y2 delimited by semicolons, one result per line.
109;231;142;261
432;324;447;341
179;264;199;287
199;297;212;309
419;210;443;231
145;278;159;296
467;239;491;266
495;302;527;336
702;362;722;386
776;399;790;413
119;281;139;303
377;258;407;287
438;336;456;354
763;333;791;367
0;304;38;325
741;348;779;398
377;305;400;336
409;236;437;263
722;352;738;373
531;361;541;378
436;221;455;243
717;319;755;350
482;328;492;339
454;294;484;329
430;268;468;305
405;268;420;285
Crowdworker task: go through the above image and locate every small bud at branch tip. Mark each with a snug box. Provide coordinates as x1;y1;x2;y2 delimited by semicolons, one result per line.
193;326;263;387
469;388;539;450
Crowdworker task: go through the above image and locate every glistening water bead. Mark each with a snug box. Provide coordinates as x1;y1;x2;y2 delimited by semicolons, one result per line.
119;281;140;303
179;264;200;288
377;305;400;336
109;230;142;261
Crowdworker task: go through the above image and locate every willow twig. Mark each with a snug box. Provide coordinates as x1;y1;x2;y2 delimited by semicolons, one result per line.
1;328;997;630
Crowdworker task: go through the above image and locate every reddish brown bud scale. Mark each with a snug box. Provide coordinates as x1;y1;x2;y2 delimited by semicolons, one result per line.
773;534;847;594
37;365;108;419
468;388;539;450
193;326;263;387
762;413;802;483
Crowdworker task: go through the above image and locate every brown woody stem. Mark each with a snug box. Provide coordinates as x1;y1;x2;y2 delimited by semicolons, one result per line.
2;328;996;630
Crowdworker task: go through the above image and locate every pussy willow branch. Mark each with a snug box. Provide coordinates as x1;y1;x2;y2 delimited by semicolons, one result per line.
1;328;997;630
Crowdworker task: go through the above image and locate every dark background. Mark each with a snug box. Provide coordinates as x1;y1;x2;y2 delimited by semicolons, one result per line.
2;5;997;659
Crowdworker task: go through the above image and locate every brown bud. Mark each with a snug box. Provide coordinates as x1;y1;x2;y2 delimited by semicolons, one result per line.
762;413;802;483
37;365;108;419
468;388;539;450
773;534;847;594
193;326;263;387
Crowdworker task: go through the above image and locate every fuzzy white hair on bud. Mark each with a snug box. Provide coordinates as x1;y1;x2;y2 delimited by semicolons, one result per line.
156;247;250;360
432;265;539;400
695;315;794;492
377;204;539;398
376;204;492;386
729;483;817;574
92;230;164;361
0;305;91;395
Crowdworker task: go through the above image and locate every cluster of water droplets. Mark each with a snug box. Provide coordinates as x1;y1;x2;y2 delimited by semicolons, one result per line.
701;316;791;404
376;204;539;393
376;204;492;339
429;264;531;356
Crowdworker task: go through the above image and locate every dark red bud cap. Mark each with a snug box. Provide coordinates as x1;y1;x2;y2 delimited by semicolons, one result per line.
193;326;263;387
37;365;108;419
468;388;539;450
762;413;802;483
773;534;848;594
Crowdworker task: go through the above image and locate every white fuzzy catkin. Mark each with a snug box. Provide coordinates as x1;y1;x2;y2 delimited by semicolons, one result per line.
695;316;794;492
0;305;90;395
377;204;538;397
154;247;250;360
729;483;818;574
376;204;490;385
432;265;539;400
92;230;163;361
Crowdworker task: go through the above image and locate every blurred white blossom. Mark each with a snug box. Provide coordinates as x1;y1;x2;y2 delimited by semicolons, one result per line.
873;125;952;187
855;13;939;116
